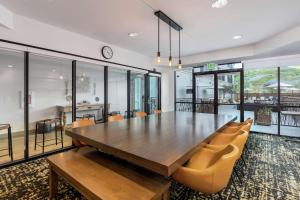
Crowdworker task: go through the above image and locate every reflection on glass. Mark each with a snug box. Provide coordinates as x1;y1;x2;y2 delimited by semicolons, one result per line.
130;73;144;114
29;54;72;156
149;76;159;114
195;75;214;113
280;66;300;137
218;72;240;104
0;49;24;164
175;69;193;112
244;67;278;134
108;68;127;117
76;62;104;123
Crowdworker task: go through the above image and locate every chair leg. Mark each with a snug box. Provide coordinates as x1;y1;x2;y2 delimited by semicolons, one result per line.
217;192;223;200
241;154;247;168
245;143;250;154
42;131;45;153
55;122;58;145
233;168;242;185
34;123;38;150
8;126;13;161
60;120;64;148
231;177;240;199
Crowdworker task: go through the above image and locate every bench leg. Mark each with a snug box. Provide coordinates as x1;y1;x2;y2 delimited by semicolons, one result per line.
49;166;58;200
162;190;169;200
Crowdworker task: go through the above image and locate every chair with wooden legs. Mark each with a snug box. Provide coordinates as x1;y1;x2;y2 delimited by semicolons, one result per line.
71;118;95;147
173;144;240;199
154;110;161;114
135;111;147;117
107;115;124;122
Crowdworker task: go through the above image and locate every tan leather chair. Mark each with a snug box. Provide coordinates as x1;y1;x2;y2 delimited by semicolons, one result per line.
173;144;239;197
71;119;95;147
218;121;252;134
154;110;161;114
135;111;147;117
108;115;124;122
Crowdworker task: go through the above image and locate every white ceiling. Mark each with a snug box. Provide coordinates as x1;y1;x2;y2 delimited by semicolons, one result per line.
1;0;300;58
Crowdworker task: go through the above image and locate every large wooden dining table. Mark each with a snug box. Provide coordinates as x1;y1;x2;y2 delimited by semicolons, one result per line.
66;112;236;176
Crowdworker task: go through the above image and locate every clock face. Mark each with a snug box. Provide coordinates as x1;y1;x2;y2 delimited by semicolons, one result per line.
102;46;113;59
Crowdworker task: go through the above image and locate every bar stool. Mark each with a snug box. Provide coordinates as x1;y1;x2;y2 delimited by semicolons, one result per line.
34;118;63;153
83;114;96;122
0;124;13;161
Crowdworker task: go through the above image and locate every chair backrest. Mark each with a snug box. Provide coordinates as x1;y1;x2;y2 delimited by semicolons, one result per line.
135;112;147;117
240;122;251;133
71;118;95;129
154;110;161;114
230;131;249;158
71;119;95;147
108;115;124;122
208;144;239;193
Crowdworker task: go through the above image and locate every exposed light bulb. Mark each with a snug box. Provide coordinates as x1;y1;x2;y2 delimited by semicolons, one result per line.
178;59;182;69
169;56;172;67
157;52;161;63
212;0;228;8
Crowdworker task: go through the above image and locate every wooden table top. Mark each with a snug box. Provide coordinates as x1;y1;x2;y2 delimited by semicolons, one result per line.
66;111;236;176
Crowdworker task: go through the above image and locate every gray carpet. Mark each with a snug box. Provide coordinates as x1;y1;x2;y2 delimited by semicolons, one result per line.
0;133;299;200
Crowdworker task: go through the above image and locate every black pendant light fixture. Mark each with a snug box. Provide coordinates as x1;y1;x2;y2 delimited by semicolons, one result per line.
154;11;183;67
168;24;172;67
156;14;161;63
178;30;182;69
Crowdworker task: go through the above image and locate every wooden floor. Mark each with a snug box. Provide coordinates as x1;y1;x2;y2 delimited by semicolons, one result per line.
0;131;72;164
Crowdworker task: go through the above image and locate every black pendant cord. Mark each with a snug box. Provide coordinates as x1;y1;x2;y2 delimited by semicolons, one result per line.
158;16;160;53
179;30;181;60
169;25;171;57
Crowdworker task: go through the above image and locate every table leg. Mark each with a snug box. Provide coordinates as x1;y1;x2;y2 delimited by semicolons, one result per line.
49;166;58;200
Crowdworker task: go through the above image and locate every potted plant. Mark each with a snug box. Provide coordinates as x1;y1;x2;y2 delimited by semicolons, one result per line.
256;107;272;126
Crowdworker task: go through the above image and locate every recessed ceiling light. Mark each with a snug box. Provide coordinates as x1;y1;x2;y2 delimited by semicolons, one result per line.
128;32;139;37
233;35;242;40
212;0;228;8
8;65;14;68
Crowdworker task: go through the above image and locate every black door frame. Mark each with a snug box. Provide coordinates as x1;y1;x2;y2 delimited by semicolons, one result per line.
192;68;244;122
144;73;162;114
0;40;162;169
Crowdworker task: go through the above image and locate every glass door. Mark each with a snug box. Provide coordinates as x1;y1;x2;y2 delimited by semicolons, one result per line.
218;72;241;121
195;74;215;113
130;73;145;114
146;74;160;114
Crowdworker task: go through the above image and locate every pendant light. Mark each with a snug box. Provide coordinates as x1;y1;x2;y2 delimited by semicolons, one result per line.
156;15;161;63
168;24;172;67
178;30;182;69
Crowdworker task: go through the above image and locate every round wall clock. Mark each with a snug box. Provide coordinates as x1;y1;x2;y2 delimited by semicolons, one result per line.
101;46;113;59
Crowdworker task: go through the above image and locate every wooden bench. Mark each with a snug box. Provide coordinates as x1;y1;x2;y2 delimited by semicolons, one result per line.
47;147;171;200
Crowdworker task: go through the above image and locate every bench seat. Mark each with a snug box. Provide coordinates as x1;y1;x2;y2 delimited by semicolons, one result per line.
47;147;170;200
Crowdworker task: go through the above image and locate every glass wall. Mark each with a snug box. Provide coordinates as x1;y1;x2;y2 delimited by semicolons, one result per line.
244;67;278;134
29;54;72;156
76;62;105;123
195;74;214;113
130;72;145;115
108;68;127;117
148;76;159;114
175;69;193;112
0;49;24;164
280;66;300;137
218;72;241;121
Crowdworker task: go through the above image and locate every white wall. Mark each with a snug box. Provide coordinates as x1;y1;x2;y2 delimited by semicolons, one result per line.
0;13;174;134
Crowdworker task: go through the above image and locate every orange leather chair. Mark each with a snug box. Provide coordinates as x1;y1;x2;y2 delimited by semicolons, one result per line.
173;144;239;197
108;115;124;122
135;111;147;117
71;119;95;147
154;110;161;114
221;118;253;133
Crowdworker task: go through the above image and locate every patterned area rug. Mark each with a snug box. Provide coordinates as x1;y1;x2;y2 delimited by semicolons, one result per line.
0;133;299;200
